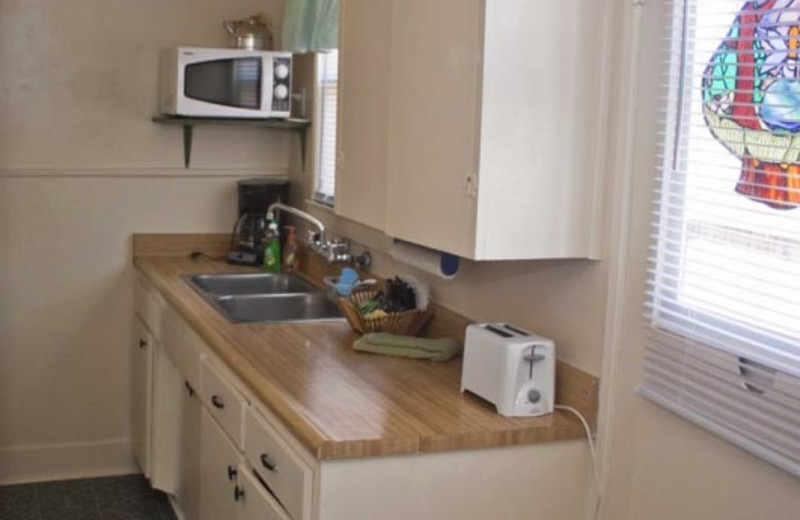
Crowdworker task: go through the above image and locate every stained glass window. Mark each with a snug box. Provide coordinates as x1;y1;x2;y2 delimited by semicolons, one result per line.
703;0;800;208
640;0;800;476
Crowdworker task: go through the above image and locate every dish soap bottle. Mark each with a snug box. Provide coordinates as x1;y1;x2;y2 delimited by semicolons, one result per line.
263;220;281;273
283;226;299;273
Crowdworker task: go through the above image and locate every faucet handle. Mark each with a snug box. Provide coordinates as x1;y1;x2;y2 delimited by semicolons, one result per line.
354;251;372;271
328;235;348;248
329;243;349;255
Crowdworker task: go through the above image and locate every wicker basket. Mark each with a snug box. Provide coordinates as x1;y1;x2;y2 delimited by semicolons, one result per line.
338;290;433;336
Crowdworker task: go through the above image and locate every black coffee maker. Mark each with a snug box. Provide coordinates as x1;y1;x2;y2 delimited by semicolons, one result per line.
228;178;291;265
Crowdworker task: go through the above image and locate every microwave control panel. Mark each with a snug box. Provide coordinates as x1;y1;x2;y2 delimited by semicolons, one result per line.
272;57;292;114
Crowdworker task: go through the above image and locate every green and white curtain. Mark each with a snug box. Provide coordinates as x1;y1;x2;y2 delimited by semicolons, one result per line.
282;0;339;52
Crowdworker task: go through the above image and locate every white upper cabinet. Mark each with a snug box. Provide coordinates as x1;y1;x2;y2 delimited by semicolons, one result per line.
334;0;391;230
379;0;609;260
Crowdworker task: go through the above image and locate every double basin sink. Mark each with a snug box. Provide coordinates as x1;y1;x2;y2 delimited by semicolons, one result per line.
186;273;344;324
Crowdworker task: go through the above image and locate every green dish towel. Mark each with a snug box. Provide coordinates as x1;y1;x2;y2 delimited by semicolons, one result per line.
353;333;460;362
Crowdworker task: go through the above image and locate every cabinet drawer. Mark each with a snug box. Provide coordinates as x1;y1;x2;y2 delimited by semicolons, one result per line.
202;360;246;447
244;408;312;520
238;467;291;520
135;278;163;338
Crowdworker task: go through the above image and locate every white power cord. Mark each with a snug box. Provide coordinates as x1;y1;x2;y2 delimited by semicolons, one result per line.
554;405;602;520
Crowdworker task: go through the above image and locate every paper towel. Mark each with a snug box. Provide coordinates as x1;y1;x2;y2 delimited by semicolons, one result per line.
390;240;460;280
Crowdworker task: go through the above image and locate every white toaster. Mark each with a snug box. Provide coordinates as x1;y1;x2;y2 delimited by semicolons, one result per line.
460;323;555;417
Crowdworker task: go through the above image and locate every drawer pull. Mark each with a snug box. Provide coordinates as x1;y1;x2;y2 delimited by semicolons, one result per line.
234;485;245;502
211;395;225;409
260;453;277;472
184;381;195;398
139;339;147;349
227;465;237;481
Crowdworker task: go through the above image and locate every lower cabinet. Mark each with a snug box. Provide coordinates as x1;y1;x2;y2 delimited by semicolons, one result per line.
135;277;589;520
139;280;303;520
200;407;290;520
243;408;312;520
150;338;201;520
150;339;183;494
131;317;154;479
199;408;240;520
177;380;201;520
238;466;291;520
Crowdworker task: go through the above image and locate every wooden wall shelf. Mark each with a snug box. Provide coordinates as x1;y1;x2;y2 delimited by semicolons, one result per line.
152;115;311;168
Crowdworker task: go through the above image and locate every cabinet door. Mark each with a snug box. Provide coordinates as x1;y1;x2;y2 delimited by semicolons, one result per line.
237;467;291;520
243;408;312;520
151;342;183;494
176;381;201;520
333;0;391;231
150;344;201;520
473;0;605;260
384;0;483;257
132;317;154;479
199;408;240;520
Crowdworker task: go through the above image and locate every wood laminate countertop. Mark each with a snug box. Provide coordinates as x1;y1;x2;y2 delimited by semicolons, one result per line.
135;254;590;460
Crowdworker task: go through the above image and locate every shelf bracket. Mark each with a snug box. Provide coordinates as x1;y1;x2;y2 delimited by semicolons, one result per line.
299;130;307;170
182;124;194;169
152;115;311;170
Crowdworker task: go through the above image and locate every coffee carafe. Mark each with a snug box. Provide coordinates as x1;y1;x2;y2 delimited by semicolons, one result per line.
228;179;291;265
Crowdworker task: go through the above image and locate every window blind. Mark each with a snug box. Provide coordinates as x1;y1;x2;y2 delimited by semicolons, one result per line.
642;0;800;477
314;50;338;205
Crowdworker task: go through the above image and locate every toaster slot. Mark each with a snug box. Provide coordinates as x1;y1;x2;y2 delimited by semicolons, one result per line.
483;324;513;338
503;324;531;336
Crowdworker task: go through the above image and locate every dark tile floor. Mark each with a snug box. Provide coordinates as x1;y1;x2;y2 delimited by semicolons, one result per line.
0;474;176;520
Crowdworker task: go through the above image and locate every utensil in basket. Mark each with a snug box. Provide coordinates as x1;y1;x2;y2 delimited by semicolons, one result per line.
338;290;433;336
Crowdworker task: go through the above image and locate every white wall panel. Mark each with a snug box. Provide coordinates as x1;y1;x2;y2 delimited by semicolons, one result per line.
0;176;247;482
0;0;291;172
0;0;292;483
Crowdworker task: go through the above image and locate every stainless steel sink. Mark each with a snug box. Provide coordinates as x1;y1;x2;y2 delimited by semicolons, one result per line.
188;273;316;295
184;273;344;324
214;293;343;324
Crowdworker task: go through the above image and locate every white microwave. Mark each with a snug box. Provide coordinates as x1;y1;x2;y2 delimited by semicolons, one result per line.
159;47;292;118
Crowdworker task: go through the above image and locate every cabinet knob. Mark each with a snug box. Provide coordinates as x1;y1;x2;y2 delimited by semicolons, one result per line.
211;395;225;409
234;485;245;502
139;339;147;349
184;381;195;398
260;453;277;472
227;465;237;481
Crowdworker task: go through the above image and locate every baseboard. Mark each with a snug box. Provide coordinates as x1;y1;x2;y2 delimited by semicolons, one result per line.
0;438;138;485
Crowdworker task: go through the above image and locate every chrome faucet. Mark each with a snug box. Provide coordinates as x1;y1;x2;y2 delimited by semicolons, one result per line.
266;202;372;270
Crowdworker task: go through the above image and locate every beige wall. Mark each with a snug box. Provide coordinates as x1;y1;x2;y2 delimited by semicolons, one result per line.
0;0;293;483
311;222;611;375
598;1;800;519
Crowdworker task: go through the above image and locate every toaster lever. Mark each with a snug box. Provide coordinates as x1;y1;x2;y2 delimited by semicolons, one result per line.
523;354;546;364
524;347;546;379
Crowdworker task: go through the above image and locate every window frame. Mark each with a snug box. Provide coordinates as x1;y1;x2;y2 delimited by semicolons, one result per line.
312;50;339;207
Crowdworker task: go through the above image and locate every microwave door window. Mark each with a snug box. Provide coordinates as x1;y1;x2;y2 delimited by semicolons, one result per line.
184;58;262;109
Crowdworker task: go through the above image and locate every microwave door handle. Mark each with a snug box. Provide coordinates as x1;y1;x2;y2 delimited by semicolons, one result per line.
263;56;274;115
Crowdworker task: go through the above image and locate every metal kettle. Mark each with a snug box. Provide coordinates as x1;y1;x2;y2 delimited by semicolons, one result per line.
223;13;274;50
